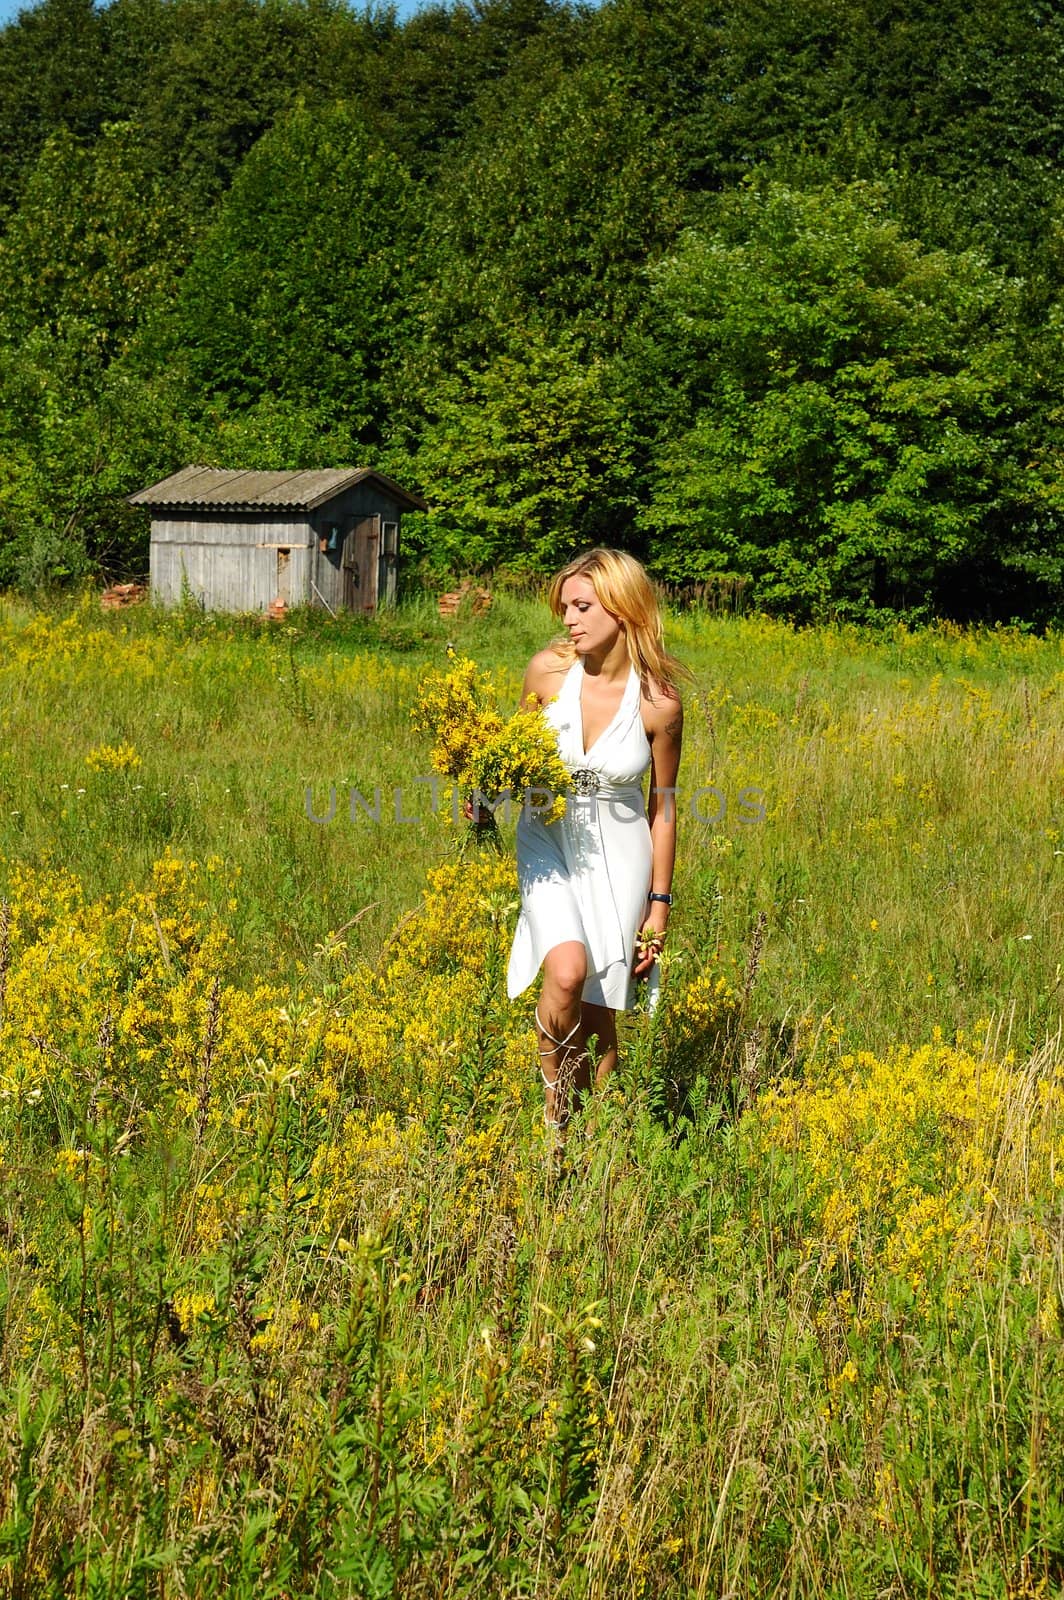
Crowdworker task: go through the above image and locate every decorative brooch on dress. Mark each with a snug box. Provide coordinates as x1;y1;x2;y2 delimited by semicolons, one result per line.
570;768;601;797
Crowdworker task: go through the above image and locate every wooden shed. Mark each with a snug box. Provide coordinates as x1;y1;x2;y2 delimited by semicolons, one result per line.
130;466;427;615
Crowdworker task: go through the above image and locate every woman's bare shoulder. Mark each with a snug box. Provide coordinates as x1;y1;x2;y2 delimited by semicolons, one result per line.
640;675;684;738
522;647;571;704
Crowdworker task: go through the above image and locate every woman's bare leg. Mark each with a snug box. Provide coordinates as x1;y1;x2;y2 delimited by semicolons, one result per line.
536;942;590;1134
581;1002;618;1085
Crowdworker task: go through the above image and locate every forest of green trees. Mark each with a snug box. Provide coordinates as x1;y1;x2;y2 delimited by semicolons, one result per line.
1;0;1062;622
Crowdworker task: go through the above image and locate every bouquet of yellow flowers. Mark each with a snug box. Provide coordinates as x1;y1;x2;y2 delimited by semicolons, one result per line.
411;651;570;848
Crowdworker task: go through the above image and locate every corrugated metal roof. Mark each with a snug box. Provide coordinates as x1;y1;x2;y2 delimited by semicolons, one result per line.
128;465;427;512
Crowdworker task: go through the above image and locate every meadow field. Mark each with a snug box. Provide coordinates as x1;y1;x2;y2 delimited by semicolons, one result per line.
0;587;1061;1597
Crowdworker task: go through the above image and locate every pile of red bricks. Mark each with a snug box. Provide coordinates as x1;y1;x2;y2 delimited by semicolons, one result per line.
101;582;148;610
438;580;492;618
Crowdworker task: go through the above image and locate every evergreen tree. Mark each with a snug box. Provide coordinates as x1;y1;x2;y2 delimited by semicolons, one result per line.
0;0;113;215
146;100;424;454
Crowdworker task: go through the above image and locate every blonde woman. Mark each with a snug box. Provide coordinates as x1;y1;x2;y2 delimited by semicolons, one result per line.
506;548;687;1141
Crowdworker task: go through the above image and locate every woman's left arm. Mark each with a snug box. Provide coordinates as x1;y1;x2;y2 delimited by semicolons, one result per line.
633;691;683;975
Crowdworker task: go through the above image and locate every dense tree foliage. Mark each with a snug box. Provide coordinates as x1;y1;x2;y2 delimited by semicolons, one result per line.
0;122;186;357
639;182;1064;621
0;0;1061;620
0;0;111;217
421;55;683;362
411;329;638;572
145;101;422;450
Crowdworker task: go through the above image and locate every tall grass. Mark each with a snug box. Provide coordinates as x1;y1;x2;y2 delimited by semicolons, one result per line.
2;587;1059;1047
0;588;1060;1596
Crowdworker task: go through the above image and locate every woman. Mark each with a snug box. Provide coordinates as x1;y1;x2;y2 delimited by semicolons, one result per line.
506;548;686;1140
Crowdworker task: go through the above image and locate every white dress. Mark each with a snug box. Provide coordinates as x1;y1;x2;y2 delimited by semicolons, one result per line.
506;656;660;1014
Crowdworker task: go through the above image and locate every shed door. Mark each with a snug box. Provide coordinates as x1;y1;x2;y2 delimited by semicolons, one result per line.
344;516;379;612
340;523;359;610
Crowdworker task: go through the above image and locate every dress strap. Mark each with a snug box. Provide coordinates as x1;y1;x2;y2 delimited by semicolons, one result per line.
614;662;642;733
563;656;584;703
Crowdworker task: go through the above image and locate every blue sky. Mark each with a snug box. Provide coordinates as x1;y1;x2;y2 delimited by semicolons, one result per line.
0;0;429;28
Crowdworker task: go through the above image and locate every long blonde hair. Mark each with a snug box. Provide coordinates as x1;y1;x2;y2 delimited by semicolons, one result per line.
547;548;690;699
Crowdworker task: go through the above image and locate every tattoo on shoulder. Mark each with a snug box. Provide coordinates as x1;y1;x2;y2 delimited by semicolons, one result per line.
664;710;683;739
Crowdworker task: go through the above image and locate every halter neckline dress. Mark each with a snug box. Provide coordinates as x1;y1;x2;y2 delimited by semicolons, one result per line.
506;655;660;1014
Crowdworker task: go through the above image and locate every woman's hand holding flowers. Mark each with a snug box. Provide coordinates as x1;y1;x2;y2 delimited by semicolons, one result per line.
633;907;668;978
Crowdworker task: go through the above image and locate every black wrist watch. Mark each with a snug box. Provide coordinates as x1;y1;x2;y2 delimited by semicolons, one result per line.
647;892;673;906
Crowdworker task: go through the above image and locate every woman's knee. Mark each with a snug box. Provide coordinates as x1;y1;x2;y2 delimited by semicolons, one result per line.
542;942;587;1001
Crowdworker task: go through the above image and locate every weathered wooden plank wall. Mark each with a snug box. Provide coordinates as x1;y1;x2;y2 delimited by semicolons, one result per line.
150;516;313;609
149;491;407;613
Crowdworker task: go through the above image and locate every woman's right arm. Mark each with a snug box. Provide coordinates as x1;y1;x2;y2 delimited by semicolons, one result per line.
519;660;541;709
519;649;562;711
